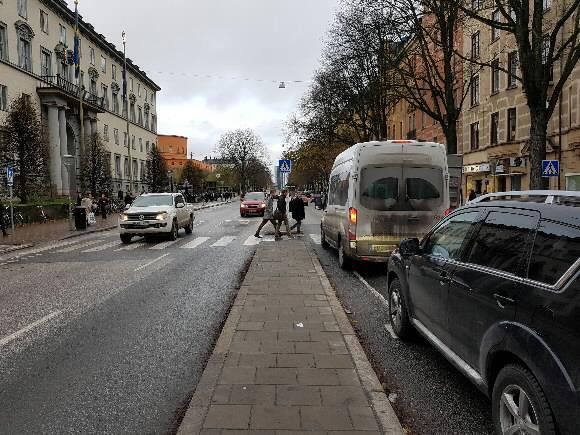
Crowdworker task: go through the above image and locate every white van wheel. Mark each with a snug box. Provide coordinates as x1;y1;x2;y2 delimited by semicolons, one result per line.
321;227;329;249
338;240;351;270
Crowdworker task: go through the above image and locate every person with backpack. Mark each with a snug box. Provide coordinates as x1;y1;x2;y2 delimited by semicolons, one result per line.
289;192;305;234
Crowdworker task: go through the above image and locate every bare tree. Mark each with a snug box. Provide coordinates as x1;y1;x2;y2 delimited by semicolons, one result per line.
145;146;168;193
460;0;580;188
217;129;267;193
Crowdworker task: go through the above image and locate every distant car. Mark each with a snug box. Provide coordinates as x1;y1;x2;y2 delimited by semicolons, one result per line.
240;192;266;217
387;190;580;435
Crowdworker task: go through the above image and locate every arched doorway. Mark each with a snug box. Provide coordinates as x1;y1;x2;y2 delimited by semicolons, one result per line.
66;124;78;194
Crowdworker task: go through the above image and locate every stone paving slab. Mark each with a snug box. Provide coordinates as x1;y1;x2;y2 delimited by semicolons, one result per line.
178;239;404;435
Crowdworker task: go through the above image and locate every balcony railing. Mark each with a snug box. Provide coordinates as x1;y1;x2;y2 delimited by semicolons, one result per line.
38;75;104;108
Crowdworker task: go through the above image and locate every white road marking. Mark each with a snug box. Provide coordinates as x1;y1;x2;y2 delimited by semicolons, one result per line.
115;242;146;251
82;241;121;252
211;236;237;247
239;220;250;225
192;220;205;228
134;253;170;271
224;219;232;223
181;237;210;249
150;240;180;250
0;311;62;347
56;239;103;253
243;235;260;246
309;233;321;245
261;236;275;242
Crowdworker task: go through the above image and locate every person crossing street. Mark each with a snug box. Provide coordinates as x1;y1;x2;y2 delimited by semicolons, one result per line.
289;192;305;234
254;189;277;238
274;189;293;240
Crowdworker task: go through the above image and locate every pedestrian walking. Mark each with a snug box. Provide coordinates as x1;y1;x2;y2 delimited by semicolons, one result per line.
289;193;305;234
274;189;293;240
124;191;133;207
76;192;82;207
97;193;108;219
254;189;277;238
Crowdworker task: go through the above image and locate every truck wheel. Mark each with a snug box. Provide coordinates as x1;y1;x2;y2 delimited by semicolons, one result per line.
338;239;351;270
120;234;132;244
492;365;556;435
168;220;178;240
184;216;193;234
388;278;411;339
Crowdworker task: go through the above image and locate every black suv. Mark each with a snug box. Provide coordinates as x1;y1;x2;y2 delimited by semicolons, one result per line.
387;191;580;435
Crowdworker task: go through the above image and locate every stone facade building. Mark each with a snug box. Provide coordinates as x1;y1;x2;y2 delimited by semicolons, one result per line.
0;0;160;196
461;1;580;194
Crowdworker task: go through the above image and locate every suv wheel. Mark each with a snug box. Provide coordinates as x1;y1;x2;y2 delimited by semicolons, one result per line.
338;239;351;270
168;220;178;241
184;216;193;234
388;278;411;338
120;234;132;244
321;227;329;249
492;364;556;435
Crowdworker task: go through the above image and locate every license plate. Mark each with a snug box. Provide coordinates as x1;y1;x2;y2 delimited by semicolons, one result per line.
136;221;148;226
369;244;394;253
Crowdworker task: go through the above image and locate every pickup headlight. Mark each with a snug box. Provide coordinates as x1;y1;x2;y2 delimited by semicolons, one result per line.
156;212;169;220
120;213;129;221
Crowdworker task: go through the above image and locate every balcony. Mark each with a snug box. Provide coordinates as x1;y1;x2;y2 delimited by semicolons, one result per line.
37;75;105;113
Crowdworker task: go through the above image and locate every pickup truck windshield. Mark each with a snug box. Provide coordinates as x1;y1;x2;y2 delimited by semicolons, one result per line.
132;195;174;207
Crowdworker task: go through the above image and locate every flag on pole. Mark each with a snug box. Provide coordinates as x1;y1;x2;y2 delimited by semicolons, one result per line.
122;31;127;101
73;1;80;78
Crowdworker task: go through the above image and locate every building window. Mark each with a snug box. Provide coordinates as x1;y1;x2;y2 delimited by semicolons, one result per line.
18;37;32;72
146;141;150;153
130;77;134;91
40;47;51;76
131;135;136;150
112;90;119;114
0;84;7;111
470;75;480;106
542;36;550;64
490;112;499;145
124;158;129;178
89;47;95;65
151;93;155;104
507;108;516;141
491;59;500;94
471;0;482;10
565;174;580;191
115;155;121;178
471;31;480;59
40;10;48;33
470;122;480;150
491;10;500;41
18;0;28;19
103;124;109;142
123;132;128;146
130;102;136;122
151;114;157;133
0;23;7;61
101;55;106;73
101;84;109;109
114;128;119;145
543;0;551;11
145;88;148;102
58;24;66;45
508;52;518;88
112;64;117;80
139;138;143;152
138;106;143;126
137;83;141;97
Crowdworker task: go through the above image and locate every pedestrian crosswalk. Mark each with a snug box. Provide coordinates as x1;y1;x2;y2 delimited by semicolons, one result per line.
40;231;323;255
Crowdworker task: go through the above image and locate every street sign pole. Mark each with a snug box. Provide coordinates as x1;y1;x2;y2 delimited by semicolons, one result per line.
9;185;14;233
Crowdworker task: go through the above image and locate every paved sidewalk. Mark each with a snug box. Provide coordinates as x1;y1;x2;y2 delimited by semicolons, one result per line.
178;239;404;434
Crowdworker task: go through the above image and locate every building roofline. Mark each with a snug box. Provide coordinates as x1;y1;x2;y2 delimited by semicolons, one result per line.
158;134;189;139
41;0;161;92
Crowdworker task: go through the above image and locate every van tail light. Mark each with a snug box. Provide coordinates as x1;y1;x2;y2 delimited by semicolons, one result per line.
348;207;357;241
349;207;357;225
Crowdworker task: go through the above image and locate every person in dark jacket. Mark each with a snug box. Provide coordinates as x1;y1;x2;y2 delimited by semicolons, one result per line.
0;199;7;236
97;193;108;219
289;193;305;234
274;189;293;240
124;192;133;206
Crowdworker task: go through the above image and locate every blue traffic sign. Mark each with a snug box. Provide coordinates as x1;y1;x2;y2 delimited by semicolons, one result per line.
6;167;13;187
279;159;292;173
541;160;559;177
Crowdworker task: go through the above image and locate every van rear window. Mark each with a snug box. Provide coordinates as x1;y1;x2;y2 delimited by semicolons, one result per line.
360;166;443;211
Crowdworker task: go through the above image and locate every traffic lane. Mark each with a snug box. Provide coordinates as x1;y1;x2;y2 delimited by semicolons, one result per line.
304;216;493;434
0;202;255;434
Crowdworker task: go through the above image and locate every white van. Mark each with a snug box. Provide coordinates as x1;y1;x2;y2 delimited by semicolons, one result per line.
321;140;450;268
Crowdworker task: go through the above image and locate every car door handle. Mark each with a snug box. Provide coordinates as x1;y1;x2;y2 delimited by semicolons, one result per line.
493;293;515;309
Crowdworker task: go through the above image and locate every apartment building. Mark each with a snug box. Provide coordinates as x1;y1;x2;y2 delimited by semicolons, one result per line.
461;1;580;194
0;0;160;196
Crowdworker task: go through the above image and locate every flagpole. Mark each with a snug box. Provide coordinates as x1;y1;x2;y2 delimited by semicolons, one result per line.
74;0;84;185
123;31;132;194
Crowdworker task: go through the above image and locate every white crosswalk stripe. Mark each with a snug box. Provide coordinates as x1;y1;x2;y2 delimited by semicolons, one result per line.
56;239;103;253
115;242;146;251
239;220;250;225
243;235;260;246
211;236;237;247
150;239;180;250
309;233;321;245
82;241;121;252
181;237;210;249
261;236;276;242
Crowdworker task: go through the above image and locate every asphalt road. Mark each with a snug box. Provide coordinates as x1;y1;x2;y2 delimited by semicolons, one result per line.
0;201;267;434
302;206;494;435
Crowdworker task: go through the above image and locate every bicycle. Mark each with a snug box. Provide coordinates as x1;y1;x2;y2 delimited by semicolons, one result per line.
1;205;24;227
36;205;48;223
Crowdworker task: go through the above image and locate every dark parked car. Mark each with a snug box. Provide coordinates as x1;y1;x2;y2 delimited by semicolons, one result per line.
387;191;580;435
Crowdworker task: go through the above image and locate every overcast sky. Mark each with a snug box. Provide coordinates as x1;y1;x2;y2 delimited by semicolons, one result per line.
77;0;339;166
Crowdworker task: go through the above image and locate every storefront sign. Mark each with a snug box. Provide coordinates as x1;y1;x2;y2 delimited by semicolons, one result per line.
463;164;491;174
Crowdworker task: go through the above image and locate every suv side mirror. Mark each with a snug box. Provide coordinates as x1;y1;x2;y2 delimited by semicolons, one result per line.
399;238;420;256
124;204;131;210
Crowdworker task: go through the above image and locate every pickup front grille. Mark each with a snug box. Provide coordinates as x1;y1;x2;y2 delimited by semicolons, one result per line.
126;213;159;221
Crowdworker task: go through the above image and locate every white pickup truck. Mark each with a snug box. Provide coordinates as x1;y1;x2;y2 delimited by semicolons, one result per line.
118;193;195;244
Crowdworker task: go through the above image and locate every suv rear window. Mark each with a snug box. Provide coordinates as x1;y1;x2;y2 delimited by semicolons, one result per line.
528;220;580;285
464;211;537;276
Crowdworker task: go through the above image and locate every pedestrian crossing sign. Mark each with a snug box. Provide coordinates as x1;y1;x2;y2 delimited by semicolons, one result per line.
6;167;13;187
279;159;292;173
541;160;559;177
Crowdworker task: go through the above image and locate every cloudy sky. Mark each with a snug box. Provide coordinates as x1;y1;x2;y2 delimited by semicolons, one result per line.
77;0;339;166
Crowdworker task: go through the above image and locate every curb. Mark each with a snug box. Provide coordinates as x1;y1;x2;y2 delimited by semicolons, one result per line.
307;247;405;435
60;224;117;240
0;243;34;254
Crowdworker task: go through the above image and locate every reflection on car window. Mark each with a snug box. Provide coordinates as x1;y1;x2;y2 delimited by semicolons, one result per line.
528;220;580;285
244;193;265;201
423;211;479;260
465;211;536;276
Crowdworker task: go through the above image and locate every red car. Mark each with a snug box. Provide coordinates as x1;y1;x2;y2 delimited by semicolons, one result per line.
240;192;266;217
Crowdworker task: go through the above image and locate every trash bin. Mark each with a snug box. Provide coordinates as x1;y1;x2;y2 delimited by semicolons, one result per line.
75;206;87;230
